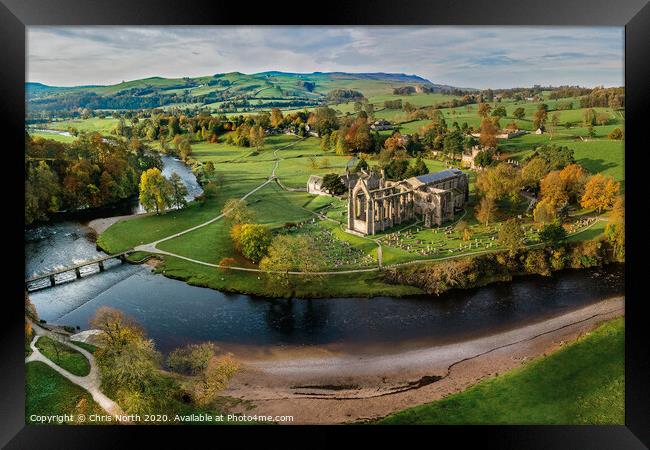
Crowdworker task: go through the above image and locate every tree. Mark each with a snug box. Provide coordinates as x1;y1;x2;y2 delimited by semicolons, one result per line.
587;124;596;138
533;198;557;224
605;195;625;260
353;158;369;173
406;157;429;178
235;224;272;263
249;125;265;150
320;133;331;151
168;172;188;209
443;129;464;161
608;128;624;140
476;163;521;202
186;354;239;407
167;342;216;375
498;218;524;255
312;106;339;136
139;168;172;214
174;135;192;160
90;307;160;394
384;159;410;180
520;157;550;192
583;108;597;126
322;173;347;195
473;150;493;168
477;103;492;118
270;108;284;128
475;196;497;226
533;106;548;130
203;181;219;199
222;198;255;225
491;105;507;118
513;107;525;120
538;222;567;244
550;112;560;138
539;170;568;207
259;235;324;287
204;161;215;178
580;173;620;213
529;144;575;170
479;118;498;149
384;132;407;153
559;163;588;203
25;161;60;224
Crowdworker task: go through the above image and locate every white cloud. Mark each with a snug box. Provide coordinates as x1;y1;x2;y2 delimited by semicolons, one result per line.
26;26;624;89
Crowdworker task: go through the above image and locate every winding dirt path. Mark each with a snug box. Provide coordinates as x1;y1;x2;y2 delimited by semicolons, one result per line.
221;297;624;424
25;323;129;423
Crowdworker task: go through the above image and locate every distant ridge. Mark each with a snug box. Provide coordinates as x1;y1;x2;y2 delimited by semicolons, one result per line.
26;71;468;113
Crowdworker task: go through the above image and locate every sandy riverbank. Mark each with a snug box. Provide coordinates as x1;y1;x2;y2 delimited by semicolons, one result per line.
223;296;624;424
86;212;151;235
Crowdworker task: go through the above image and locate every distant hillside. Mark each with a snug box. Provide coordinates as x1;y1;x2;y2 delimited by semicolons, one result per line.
26;71;462;115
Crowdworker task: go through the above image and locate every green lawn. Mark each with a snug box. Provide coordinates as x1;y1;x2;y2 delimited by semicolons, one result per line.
35;336;91;377
93;101;622;296
71;341;98;354
156;254;421;298
379;317;624;425
29;131;76;143
26;361;104;424
46;117;120;135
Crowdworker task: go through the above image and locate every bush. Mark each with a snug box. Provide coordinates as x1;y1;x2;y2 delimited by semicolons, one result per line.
384;239;617;296
231;224;272;263
608;128;624;140
167;343;216;376
203;182;219;199
539;222;567;244
524;249;552;276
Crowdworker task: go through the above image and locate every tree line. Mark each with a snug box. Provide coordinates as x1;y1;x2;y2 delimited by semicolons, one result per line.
25;132;162;225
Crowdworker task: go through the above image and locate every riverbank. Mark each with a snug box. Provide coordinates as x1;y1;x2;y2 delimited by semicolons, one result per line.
87;212;151;235
220;297;624;424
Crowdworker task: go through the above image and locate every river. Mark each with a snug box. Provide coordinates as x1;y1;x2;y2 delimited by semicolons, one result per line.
25;156;625;355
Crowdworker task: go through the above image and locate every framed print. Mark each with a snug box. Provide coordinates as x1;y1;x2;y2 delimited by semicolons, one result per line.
2;0;648;447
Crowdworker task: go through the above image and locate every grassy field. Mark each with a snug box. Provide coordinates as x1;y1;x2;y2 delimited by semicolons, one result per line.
156;254;421;298
379;317;624;425
29;130;76;143
89;95;622;296
71;341;98;354
47;117;119;134
35;336;91;377
26;361;104;424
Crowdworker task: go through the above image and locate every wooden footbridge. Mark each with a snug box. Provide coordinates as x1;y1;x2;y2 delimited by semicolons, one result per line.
25;250;134;291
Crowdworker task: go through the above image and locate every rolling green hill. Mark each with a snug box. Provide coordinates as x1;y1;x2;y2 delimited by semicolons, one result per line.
27;71;459;114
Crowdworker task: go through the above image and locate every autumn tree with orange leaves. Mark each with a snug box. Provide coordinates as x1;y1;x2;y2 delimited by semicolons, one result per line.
580;173;620;213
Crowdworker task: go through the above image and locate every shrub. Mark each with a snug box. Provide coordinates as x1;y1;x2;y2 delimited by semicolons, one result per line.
608;128;624;140
203;182;219;199
233;224;272;263
539;222;567;244
524;249;552;276
167;343;217;376
550;248;568;271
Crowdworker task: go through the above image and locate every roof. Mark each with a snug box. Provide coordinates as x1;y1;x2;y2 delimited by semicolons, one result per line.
413;168;464;185
308;175;323;186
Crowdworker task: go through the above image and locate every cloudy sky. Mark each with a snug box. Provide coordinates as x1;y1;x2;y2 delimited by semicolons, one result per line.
27;26;624;89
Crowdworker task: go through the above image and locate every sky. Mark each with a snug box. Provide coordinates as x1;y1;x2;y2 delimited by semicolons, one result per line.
27;26;624;89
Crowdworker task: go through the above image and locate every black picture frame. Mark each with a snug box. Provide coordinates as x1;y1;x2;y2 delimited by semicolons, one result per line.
3;0;648;447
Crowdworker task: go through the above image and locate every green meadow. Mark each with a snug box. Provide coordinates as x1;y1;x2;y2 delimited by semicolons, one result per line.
379;317;624;425
26;361;104;424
